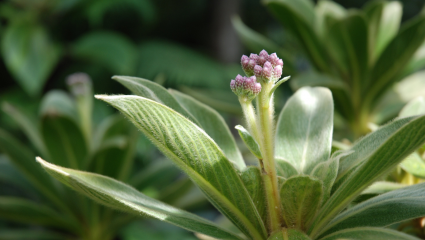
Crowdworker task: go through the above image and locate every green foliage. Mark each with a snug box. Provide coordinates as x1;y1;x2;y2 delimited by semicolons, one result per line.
237;0;425;138
0;77;192;239
35;71;425;240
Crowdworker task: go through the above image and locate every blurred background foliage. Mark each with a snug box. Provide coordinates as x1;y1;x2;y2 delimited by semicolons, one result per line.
1;0;425;239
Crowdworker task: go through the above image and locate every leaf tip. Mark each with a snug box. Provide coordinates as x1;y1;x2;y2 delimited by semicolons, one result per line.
94;94;109;100
36;156;70;177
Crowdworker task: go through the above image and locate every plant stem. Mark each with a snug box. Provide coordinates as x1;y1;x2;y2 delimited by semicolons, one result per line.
256;82;282;233
240;99;260;142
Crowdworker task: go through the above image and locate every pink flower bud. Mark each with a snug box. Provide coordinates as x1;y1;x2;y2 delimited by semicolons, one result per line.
241;55;249;68
235;74;244;89
273;65;282;79
248;59;256;70
249;54;259;62
253;83;262;94
262;61;272;79
257;50;269;66
277;59;284;68
230;80;236;92
268;53;279;67
254;65;263;78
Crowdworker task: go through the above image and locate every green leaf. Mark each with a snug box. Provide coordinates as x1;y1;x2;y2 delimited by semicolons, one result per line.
0;197;74;231
1;20;61;96
240;167;266;223
169;90;245;169
235;125;262;159
114;76;245;169
275;87;333;174
320;227;421;240
401;40;425;76
231;16;295;73
321;182;425;237
71;31;137;75
280;176;323;231
36;158;244;240
268;228;311;240
364;1;402;63
399;152;425;179
315;0;346;37
399;96;425;117
136;41;229;88
129;160;180;191
40;92;88;170
0;229;68;240
2;102;46;155
275;158;298;178
325;12;368;94
311;151;348;205
113;76;199;124
95;95;267;240
336;116;416;180
0;155;36;196
290;72;348;91
265;0;329;72
0;128;58;202
310;114;425;238
367;15;425;106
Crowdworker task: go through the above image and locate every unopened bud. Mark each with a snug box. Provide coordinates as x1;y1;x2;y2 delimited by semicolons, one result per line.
230;75;261;101
254;65;263;79
262;61;273;80
273;65;282;79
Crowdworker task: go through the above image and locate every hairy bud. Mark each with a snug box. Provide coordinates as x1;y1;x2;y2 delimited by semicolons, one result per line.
230;75;262;101
240;50;285;83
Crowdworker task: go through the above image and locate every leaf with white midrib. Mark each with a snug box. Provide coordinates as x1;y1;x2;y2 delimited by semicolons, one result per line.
36;158;243;240
96;95;267;240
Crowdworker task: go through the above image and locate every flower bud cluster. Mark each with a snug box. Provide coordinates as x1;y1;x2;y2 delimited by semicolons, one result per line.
230;74;261;102
241;50;283;83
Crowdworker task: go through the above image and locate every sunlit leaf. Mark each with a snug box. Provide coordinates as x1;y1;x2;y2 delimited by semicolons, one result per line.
235;125;262;159
275;87;333;174
36;158;243;240
96;95;267;239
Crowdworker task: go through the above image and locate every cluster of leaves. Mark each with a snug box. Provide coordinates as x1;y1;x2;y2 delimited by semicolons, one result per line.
0;76;197;240
234;0;425;137
34;73;425;240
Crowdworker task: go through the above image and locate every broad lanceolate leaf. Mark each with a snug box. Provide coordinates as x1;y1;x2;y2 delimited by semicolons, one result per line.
315;0;346;37
235;125;262;159
0;197;75;231
367;15;425;106
71;31;137;75
169;90;245;169
320;182;425;237
364;1;402;63
240;167;266;223
309;114;425;238
114;76;245;169
36;158;243;240
280;176;323;231
1;20;61;96
40;91;88;170
320;227;421;240
325;12;368;96
96;95;266;239
336;116;416;180
275;87;333;174
265;0;329;72
268;228;311;240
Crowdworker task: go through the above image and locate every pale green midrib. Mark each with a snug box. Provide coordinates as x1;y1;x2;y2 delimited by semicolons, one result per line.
114;97;266;240
322;196;425;235
300;103;313;173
